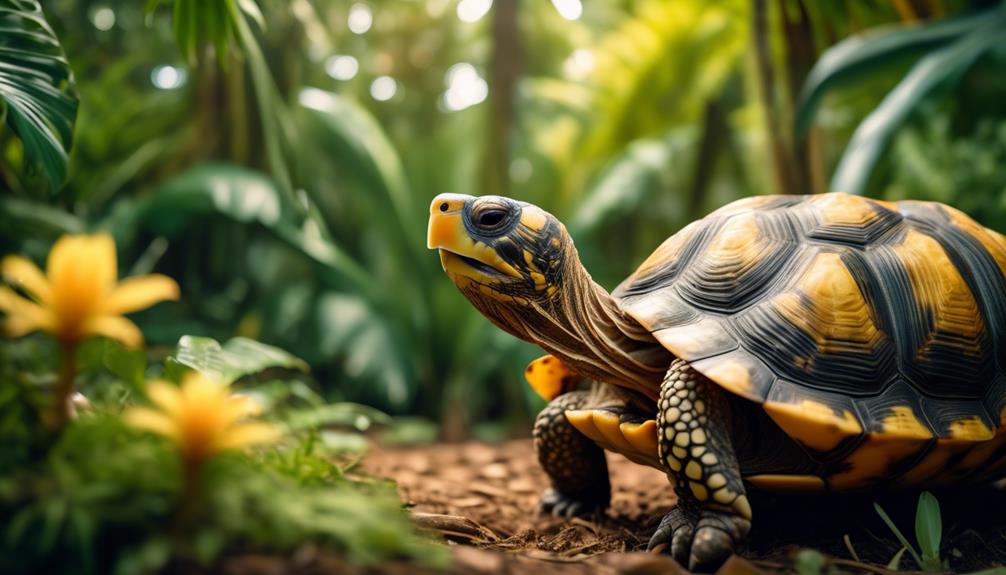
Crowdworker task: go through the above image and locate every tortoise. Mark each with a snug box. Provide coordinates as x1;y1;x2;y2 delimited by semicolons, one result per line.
426;192;1006;571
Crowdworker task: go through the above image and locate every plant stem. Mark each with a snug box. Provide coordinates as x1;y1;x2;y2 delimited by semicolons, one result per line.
52;343;77;430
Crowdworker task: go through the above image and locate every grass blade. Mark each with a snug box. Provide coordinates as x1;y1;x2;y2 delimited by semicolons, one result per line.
887;546;908;571
874;501;924;569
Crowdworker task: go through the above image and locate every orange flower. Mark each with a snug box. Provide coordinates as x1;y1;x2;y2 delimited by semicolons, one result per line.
0;234;179;347
124;373;280;466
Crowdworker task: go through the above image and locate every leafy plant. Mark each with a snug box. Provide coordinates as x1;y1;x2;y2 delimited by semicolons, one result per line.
0;0;77;190
874;491;945;571
798;3;1006;195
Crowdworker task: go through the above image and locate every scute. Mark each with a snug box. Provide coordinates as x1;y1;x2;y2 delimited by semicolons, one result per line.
613;193;1006;448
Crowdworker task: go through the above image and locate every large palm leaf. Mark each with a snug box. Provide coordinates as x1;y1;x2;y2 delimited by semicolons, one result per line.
0;0;77;189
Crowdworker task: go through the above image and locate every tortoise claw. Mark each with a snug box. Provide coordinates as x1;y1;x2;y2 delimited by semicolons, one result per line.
646;507;693;565
539;488;606;518
648;508;747;572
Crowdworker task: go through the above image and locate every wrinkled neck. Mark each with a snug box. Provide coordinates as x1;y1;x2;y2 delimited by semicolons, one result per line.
464;244;671;397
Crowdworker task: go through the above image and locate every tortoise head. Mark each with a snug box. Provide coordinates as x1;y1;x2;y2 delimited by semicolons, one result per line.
427;193;569;306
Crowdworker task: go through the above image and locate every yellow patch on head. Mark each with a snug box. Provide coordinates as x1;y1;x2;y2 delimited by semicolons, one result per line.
764;399;862;452
519;206;548;231
774;252;882;355
524;355;578;401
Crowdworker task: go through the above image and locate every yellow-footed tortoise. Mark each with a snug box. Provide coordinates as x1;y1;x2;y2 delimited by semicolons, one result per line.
426;192;1006;571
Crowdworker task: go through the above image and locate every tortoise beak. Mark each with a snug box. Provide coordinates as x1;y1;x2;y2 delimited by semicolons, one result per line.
427;193;522;280
427;193;470;250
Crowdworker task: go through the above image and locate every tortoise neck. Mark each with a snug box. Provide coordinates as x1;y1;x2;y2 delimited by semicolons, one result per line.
537;257;671;397
458;241;672;397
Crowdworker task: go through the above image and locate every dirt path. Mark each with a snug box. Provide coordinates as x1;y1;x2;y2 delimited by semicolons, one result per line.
360;440;1006;574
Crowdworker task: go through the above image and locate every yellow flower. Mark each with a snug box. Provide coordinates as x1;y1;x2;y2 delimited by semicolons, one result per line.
124;373;280;465
0;234;179;347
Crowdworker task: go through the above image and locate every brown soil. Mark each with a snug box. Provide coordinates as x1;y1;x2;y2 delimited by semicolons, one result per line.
357;440;1006;575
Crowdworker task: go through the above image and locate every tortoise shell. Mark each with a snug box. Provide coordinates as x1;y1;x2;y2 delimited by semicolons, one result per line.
608;193;1006;488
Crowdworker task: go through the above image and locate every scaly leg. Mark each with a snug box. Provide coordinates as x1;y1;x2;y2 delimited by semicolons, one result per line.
648;359;752;572
533;390;610;517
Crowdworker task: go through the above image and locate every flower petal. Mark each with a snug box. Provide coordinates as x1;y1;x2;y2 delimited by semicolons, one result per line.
101;274;180;315
83;315;143;348
0;285;53;337
124;407;179;440
1;256;52;303
216;422;281;450
146;380;183;416
48;234;118;294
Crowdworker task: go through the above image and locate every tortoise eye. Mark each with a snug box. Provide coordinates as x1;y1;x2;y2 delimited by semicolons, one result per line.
477;209;507;228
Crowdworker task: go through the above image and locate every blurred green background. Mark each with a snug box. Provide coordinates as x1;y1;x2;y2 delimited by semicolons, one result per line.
3;0;1006;439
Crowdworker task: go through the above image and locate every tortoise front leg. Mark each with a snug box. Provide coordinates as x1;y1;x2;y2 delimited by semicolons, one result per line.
533;390;611;517
649;359;752;572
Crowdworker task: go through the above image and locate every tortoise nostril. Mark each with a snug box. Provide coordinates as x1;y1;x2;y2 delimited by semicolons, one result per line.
440;202;449;212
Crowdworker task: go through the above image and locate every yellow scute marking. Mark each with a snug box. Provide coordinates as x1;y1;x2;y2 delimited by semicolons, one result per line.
764;400;862;451
894;229;984;355
830;433;927;490
812;192;878;226
949;416;994;441
774;253;882;353
631;221;701;278
652;320;728;361
708;195;775;218
880;406;932;439
695;213;773;282
745;474;826;492
697;360;751;396
945;205;1006;281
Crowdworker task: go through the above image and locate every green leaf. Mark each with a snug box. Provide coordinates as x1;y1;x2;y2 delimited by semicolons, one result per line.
830;12;1006;195
315;292;413;409
915;491;942;568
0;195;83;242
173;335;308;384
0;0;78;189
298;88;416;245
283;402;392;433
795;8;994;138
133;163;375;293
77;339;147;388
568;133;689;236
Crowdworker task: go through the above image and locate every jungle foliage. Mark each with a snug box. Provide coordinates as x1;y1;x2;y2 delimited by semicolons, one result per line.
1;0;1005;433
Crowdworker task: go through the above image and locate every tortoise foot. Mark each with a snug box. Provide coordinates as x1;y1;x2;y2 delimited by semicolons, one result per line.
538;487;607;518
648;507;748;572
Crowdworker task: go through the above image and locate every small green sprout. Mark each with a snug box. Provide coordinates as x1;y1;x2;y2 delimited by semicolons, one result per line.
874;491;945;571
